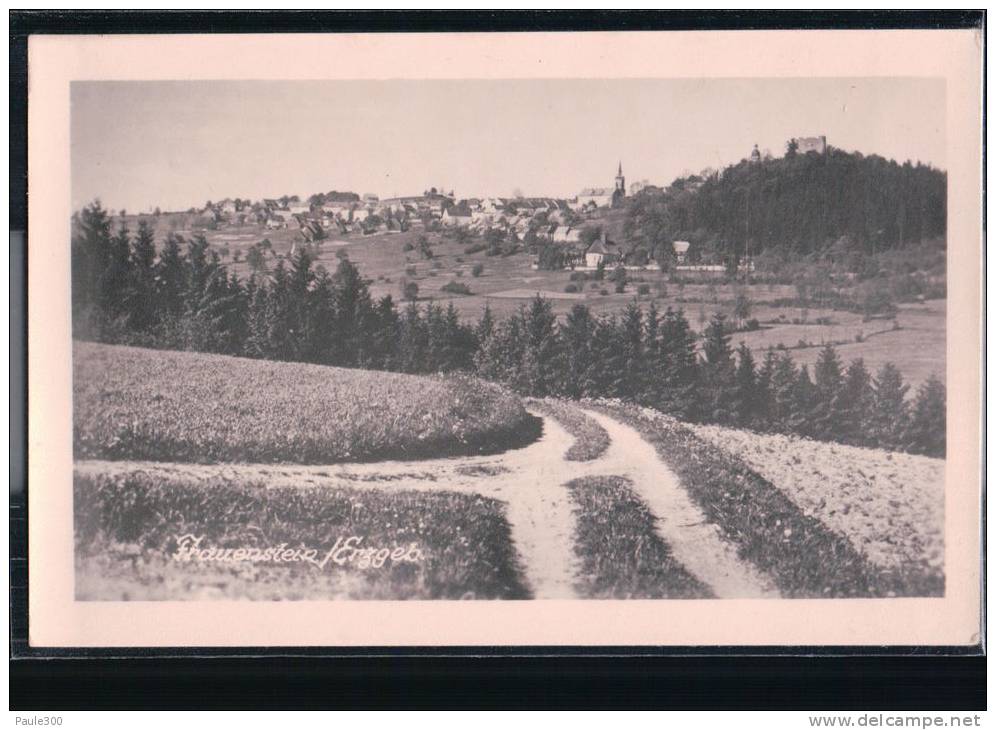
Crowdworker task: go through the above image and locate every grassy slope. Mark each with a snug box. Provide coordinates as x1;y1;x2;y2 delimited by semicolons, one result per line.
75;471;530;600
567;476;712;599
590;401;942;597
525;398;610;461
74;341;539;464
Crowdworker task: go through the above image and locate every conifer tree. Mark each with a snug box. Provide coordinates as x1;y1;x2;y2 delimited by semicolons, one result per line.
557;304;596;398
733;342;759;426
839;358;874;445
905;374;945;457
870;362;910;450
811;344;845;440
701;313;736;424
126;218;158;334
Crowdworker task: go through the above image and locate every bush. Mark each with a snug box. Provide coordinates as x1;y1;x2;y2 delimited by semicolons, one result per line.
564;284;579;293
599;288;609;296
614;281;626;294
744;318;760;331
402;280;419;301
471;263;484;277
402;242;415;252
405;265;418;277
465;244;486;255
637;283;651;296
569;271;588;282
441;281;472;295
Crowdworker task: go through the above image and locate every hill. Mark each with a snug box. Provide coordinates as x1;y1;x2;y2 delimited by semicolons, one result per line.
73;341;538;463
624;147;946;266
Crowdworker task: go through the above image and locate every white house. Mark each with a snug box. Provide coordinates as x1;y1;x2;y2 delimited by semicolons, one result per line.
441;203;473;227
584;236;620;268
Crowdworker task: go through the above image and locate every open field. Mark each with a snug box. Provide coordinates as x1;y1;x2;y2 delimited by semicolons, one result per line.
75;471;529;600
687;422;944;584
74;341;538;463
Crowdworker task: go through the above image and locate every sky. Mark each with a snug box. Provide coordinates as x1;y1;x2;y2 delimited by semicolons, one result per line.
71;77;945;213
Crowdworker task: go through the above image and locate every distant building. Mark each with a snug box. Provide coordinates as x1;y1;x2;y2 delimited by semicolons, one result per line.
628;179;652;195
672;240;690;264
584;232;620;268
573;162;627;210
441;202;473;227
794;135;827;155
750;144;761;163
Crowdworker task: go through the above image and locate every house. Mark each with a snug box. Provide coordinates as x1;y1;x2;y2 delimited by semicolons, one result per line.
442;203;473;227
265;214;286;230
584;233;620;268
299;219;325;242
553;226;583;243
262;198;281;211
672;240;691;264
287;204;311;217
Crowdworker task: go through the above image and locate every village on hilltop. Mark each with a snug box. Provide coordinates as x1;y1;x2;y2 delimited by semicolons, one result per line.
190;155;759;278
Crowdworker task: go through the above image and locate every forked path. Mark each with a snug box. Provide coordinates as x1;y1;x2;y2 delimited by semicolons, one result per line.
75;408;778;600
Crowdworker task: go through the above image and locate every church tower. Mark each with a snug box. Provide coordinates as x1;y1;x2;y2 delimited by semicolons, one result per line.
614;161;626;196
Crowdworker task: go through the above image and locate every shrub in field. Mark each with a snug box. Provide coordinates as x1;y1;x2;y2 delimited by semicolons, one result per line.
441;281;472;295
564;284;579;294
73;342;539;464
401;279;419;301
471;263;484;277
74;472;530;600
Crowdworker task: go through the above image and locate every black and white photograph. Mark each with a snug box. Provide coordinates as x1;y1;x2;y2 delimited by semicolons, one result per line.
19;26;983;652
68;75;950;603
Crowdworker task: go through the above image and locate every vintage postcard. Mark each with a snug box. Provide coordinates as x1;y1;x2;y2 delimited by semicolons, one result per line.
26;28;982;647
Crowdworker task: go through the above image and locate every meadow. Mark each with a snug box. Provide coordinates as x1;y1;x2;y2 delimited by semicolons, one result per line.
73;341;538;464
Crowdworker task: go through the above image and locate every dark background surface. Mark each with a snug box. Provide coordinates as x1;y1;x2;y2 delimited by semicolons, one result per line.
10;9;985;711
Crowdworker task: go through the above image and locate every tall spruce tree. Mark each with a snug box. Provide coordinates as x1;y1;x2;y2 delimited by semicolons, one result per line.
870;362;910;450
701;313;736;424
811;344;845;440
557;304;596;398
733;342;759;426
839;358;874;446
905;374;946;457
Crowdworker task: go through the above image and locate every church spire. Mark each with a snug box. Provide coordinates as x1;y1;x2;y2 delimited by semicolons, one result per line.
617;161;623;176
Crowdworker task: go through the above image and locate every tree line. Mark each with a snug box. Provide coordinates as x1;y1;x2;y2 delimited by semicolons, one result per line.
71;201;945;458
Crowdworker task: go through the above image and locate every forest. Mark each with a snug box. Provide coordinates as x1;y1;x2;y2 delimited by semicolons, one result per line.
625;146;947;269
71;200;946;458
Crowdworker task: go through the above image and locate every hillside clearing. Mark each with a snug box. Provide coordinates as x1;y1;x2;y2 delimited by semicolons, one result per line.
73;341;538;464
